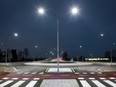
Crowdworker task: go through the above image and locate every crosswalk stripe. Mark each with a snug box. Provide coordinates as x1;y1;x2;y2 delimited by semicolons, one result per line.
75;72;79;74
39;72;44;74
90;72;95;74
80;80;91;87
12;78;18;80
22;78;29;80
24;72;30;74
89;78;95;80
17;72;22;74
33;78;40;80
92;80;106;87
31;72;37;74
26;81;37;87
78;78;84;80
2;77;9;80
104;80;116;87
109;77;115;79
0;80;13;86
99;78;106;80
11;81;25;87
83;72;87;74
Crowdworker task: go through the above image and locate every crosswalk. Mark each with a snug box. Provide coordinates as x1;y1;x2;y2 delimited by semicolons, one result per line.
0;77;115;87
16;71;43;74
15;71;102;75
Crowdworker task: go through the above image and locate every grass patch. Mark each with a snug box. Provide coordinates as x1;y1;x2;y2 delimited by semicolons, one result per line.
0;65;15;72
0;66;4;72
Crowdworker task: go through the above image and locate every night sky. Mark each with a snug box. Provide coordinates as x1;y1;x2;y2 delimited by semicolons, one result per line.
0;0;116;57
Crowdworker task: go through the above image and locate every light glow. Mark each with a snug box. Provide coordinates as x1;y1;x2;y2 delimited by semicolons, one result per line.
13;33;18;37
71;7;79;15
38;8;45;14
100;34;104;37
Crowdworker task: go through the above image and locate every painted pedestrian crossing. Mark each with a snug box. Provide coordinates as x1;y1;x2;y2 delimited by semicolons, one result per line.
80;80;91;87
11;81;25;87
92;80;106;87
16;71;44;74
0;77;115;87
25;81;37;87
15;71;103;75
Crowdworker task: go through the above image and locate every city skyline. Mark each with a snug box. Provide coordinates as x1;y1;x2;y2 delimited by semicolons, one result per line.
0;0;116;57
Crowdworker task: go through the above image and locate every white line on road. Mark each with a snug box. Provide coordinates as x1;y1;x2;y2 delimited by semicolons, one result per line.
99;78;106;80
78;78;84;80
83;72;87;74
31;72;37;74
89;78;95;80
39;72;44;74
22;78;29;80
0;80;2;82
0;80;13;87
80;80;91;87
11;81;25;87
90;72;95;74
26;81;37;87
104;80;116;87
2;77;9;80
17;72;22;74
75;72;80;74
24;72;30;74
33;78;40;80
92;80;106;87
12;78;18;80
109;77;115;79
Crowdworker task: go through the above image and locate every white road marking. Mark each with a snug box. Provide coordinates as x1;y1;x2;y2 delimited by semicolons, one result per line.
26;81;37;87
2;77;9;80
0;80;2;82
17;72;22;74
80;80;91;87
33;78;40;80
90;72;95;74
92;80;106;87
75;72;79;74
12;78;18;80
31;72;37;74
24;72;30;74
71;68;75;73
109;77;115;79
78;78;84;80
83;72;87;74
39;72;44;74
99;78;106;80
48;68;72;73
0;80;13;86
104;80;116;87
89;78;95;80
11;81;25;87
22;78;29;80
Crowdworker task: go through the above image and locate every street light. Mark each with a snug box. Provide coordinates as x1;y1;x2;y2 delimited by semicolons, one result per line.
38;7;79;72
79;45;83;61
13;33;18;37
71;7;79;15
100;33;104;37
111;42;115;66
5;32;18;66
38;8;45;14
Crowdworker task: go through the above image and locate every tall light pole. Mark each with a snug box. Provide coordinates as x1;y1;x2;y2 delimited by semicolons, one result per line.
5;33;18;66
111;42;115;66
38;7;79;72
79;45;83;61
